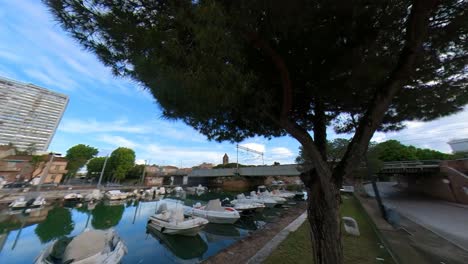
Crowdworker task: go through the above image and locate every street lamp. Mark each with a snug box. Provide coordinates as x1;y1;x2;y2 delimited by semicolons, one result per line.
97;154;109;189
36;152;61;192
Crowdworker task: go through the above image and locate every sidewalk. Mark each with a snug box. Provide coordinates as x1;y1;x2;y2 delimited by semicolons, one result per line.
357;194;468;264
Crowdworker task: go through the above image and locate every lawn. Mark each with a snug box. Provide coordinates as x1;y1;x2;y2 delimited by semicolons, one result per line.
264;195;394;264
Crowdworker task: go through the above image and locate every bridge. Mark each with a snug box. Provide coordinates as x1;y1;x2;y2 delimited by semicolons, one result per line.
378;159;468;205
380;160;441;174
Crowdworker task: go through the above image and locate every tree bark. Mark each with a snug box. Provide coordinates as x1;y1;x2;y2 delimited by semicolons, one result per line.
301;169;343;264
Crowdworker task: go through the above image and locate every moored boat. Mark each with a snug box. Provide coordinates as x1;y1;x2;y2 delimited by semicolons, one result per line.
148;203;208;236
227;199;265;213
257;191;287;205
244;192;278;208
184;199;240;224
64;193;84;202
9;196;46;210
34;229;127;264
84;189;103;202
105;190;128;200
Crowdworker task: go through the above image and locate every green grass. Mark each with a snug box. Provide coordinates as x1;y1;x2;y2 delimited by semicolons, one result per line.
264;195;394;264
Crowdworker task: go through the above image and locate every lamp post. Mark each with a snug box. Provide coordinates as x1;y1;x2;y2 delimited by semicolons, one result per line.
140;160;147;186
36;152;61;192
97;155;109;189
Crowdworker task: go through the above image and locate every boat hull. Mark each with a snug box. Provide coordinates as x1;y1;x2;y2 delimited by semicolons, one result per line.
148;221;206;236
188;210;240;224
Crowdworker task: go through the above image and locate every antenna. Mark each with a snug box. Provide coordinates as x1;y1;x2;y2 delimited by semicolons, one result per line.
236;144;264;166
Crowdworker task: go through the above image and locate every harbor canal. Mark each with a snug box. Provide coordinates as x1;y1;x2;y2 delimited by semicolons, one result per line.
0;192;301;263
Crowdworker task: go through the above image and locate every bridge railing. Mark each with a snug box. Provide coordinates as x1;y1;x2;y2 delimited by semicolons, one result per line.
382;160;441;169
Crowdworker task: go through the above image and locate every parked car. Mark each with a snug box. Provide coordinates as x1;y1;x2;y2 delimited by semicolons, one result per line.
3;182;29;188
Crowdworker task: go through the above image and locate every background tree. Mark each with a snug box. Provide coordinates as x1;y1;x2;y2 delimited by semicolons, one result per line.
35;207;74;243
370;140;455;161
45;0;467;262
91;203;125;230
126;164;145;180
213;163;247;169
65;144;98;178
108;147;135;182
86;156;108;179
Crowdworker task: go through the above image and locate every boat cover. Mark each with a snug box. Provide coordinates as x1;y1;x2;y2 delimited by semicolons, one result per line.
63;230;111;262
205;199;224;212
237;194;246;199
172;207;185;222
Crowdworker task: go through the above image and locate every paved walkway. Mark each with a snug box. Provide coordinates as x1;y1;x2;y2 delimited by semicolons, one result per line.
358;195;468;264
365;183;468;251
247;212;307;264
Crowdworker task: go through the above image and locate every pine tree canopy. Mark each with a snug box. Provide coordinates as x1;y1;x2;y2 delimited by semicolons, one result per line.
45;0;467;144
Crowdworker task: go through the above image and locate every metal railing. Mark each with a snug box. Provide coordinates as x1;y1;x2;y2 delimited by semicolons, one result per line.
382;160;441;169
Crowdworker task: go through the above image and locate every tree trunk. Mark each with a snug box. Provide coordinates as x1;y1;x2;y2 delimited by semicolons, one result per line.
302;169;343;264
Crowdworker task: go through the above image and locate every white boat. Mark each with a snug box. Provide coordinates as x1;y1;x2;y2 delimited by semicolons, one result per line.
9;196;46;210
227;199;265;213
34;229;127;264
234;193;277;208
105;190;128;200
173;186;184;192
64;193;84;202
145;186;166;196
257;191;287;204
258;185;295;199
84;189;103;201
148;203;209;236
186;184;208;195
185;199;240;224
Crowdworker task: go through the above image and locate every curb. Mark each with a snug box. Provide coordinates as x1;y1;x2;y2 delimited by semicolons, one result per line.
354;194;401;264
247;211;307;264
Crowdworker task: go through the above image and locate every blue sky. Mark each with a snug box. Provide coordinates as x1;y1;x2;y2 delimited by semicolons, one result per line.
0;1;466;167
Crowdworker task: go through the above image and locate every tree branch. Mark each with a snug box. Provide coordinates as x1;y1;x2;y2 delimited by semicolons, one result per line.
333;0;439;181
246;32;337;199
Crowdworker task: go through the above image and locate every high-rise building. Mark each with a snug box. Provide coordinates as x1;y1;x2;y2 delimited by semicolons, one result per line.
448;138;468;153
0;77;68;151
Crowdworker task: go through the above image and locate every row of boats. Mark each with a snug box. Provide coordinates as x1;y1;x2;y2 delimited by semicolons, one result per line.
147;185;303;237
16;185;303;263
8;187;169;211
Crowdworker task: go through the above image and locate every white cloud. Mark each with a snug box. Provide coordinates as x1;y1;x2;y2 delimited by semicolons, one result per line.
371;132;387;143
140;144;225;167
98;134;138;149
59;118;149;134
381;107;468;153
135;159;146;165
270;147;294;157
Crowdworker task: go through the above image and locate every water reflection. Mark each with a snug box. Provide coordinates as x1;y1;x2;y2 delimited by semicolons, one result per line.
35;207;73;243
146;225;208;260
203;224;240;242
91;202;124;230
0;194;301;263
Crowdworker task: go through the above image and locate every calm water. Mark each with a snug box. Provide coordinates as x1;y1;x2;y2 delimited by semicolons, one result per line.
0;192;297;263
